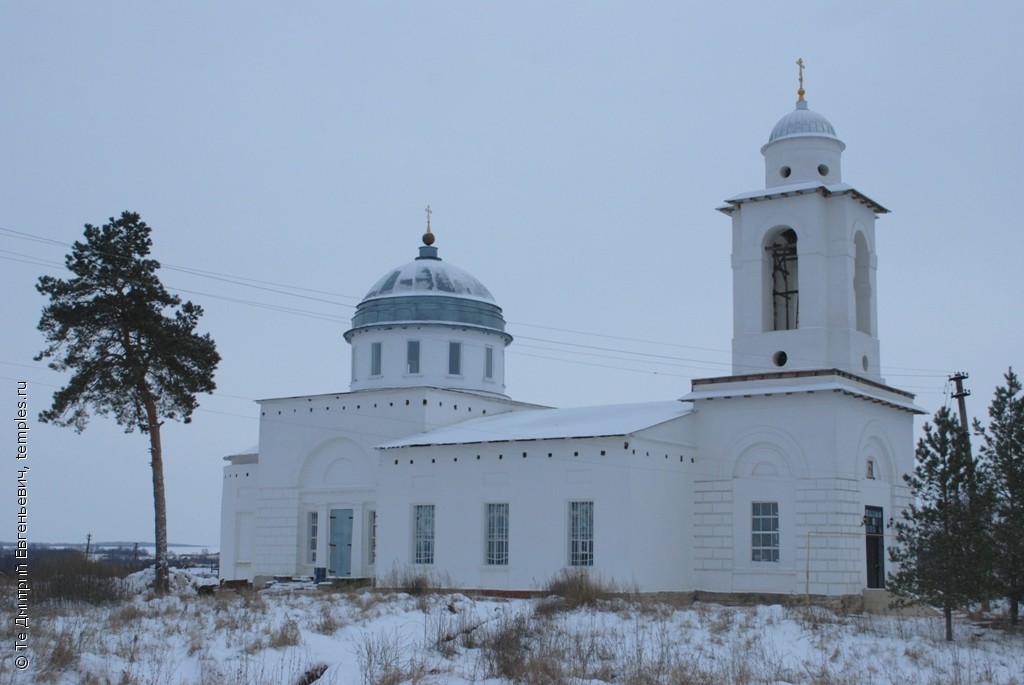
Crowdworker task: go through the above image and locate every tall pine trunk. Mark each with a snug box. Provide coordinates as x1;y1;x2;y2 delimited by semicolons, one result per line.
944;605;953;642
145;397;170;594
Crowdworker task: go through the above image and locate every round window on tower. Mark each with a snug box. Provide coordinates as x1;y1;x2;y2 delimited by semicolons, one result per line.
772;351;788;367
817;164;829;177
780;166;791;178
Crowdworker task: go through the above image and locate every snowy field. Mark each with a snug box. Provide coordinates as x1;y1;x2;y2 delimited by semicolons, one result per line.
7;569;1023;685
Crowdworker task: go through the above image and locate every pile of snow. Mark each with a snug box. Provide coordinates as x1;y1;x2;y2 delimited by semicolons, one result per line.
121;566;218;595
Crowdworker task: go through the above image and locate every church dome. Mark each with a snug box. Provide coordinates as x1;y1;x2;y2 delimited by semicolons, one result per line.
767;101;839;144
345;236;509;340
362;254;496;304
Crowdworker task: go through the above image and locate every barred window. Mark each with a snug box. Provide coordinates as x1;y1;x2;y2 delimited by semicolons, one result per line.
569;501;594;566
307;511;318;564
368;510;377;566
752;501;779;562
486;503;509;565
414;505;435;565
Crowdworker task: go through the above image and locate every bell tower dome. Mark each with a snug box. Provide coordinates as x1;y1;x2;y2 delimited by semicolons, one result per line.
718;68;889;381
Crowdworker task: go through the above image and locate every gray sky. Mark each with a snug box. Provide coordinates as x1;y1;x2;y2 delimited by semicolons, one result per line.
3;2;1021;547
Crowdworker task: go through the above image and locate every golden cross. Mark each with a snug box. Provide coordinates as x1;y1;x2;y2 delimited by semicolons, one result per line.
796;58;806;102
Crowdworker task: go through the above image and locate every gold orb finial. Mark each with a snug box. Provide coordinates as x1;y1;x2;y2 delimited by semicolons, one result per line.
422;204;435;245
796;58;806;102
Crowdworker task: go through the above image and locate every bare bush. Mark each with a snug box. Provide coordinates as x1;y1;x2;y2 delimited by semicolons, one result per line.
313;600;342;634
376;565;451;598
37;621;85;682
537;568;618;614
31;550;131;605
356;629;424;685
269;619;301;649
107;603;146;632
478;612;532;679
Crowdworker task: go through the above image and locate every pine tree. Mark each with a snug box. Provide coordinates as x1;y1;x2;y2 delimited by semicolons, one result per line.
974;368;1024;625
888;406;993;641
35;212;220;593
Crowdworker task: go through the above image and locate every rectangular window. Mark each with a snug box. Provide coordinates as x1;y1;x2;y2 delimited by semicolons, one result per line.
414;504;435;565
371;342;382;376
368;510;377;566
751;501;779;562
485;503;509;565
448;341;462;376
407;340;420;374
484;346;494;380
307;511;318;564
569;500;594;567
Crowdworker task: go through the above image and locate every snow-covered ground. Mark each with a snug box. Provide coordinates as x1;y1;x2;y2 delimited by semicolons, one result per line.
7;569;1023;685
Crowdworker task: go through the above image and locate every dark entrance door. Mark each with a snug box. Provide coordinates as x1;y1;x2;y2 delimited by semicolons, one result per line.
864;506;885;589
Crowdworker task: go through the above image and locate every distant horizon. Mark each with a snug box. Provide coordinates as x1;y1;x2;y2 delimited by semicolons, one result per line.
1;541;217;550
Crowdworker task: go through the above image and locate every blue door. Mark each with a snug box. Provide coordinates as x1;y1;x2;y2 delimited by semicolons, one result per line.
329;509;353;577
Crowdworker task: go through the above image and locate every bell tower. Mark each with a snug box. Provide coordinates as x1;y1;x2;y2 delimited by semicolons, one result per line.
718;68;888;382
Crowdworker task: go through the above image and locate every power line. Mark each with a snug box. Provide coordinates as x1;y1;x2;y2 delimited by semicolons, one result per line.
1;223;955;387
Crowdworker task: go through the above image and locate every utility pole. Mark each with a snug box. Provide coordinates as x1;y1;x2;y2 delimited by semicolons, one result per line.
950;372;974;484
950;372;972;451
85;533;92;559
950;371;985;611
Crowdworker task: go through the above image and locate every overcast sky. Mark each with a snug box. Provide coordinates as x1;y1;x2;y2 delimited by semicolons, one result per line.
3;2;1021;547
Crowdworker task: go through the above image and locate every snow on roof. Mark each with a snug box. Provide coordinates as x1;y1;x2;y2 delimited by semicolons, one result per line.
378;401;693;449
223;444;259;463
718;182;888;214
362;258;496;303
682;381;924;414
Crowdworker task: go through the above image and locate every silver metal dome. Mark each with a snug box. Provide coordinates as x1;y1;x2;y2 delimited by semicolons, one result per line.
362;254;496;304
345;243;509;341
768;101;838;144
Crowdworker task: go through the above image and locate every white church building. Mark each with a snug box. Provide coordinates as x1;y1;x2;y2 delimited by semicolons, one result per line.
220;87;922;603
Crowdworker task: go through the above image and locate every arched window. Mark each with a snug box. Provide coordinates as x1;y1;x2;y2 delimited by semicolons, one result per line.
766;229;798;331
854;232;872;335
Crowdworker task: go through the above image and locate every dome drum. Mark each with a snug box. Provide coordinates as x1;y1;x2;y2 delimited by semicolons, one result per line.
345;295;511;342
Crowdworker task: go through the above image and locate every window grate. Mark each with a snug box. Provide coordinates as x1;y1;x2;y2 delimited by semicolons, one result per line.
751;501;779;562
414;505;435;565
486;503;509;565
569;501;594;566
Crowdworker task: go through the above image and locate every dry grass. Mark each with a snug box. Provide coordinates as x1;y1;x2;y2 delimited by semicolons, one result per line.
312;599;344;634
268;619;301;649
376;565;451;597
536;568;620;615
7;569;1022;685
355;629;427;685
